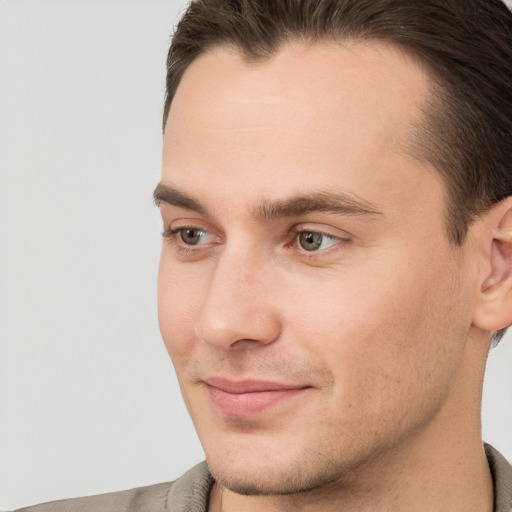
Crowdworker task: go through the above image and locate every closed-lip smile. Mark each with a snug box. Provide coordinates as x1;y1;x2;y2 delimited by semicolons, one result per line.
204;376;311;417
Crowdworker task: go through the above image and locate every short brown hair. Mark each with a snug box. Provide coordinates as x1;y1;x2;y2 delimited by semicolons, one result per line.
163;0;512;340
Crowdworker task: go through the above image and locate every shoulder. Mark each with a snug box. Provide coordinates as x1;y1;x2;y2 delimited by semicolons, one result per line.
15;462;213;512
15;482;172;512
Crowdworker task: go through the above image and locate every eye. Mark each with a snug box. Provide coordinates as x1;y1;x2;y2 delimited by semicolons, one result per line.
297;231;340;252
162;226;216;248
178;227;208;245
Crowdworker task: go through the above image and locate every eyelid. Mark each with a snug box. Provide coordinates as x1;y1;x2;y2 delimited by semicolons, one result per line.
163;227;210;242
161;219;222;252
161;218;351;259
288;224;352;256
164;218;218;237
289;223;351;241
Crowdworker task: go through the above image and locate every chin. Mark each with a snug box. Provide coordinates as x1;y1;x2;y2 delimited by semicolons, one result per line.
205;446;348;497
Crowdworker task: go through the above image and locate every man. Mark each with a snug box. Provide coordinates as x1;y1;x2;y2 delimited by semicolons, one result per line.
17;0;512;510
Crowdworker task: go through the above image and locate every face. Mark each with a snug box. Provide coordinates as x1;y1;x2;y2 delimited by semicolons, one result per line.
157;42;478;495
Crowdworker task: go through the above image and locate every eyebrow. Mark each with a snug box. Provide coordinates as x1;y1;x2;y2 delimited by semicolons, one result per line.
254;191;383;220
153;182;206;214
153;182;383;220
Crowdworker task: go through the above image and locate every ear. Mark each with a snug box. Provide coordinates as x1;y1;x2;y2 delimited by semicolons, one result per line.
473;197;512;332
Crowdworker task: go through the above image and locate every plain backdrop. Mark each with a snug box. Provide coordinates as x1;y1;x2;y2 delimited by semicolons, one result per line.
1;0;511;509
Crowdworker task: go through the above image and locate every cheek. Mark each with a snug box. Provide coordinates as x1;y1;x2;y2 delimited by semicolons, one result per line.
282;254;469;404
157;257;207;362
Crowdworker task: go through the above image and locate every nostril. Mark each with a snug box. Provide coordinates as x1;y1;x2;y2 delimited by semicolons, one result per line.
228;338;266;351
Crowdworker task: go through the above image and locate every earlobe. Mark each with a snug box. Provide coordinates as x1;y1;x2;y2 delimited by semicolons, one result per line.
473;198;512;332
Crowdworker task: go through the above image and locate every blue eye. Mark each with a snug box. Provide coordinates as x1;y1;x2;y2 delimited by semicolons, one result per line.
297;231;339;251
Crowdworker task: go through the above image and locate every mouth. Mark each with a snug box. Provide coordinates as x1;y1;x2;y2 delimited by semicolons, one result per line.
204;376;311;417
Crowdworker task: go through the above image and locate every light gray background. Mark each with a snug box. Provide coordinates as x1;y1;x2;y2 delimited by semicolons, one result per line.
1;0;511;509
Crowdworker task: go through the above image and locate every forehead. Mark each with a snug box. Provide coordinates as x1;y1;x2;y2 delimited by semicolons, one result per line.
165;41;431;141
162;41;441;219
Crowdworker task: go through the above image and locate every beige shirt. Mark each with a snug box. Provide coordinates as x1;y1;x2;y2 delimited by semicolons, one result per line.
16;444;512;512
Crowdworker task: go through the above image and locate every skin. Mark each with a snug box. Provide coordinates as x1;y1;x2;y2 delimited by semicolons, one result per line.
157;42;506;511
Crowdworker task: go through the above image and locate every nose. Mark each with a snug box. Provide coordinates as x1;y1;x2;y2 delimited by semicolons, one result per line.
194;247;282;351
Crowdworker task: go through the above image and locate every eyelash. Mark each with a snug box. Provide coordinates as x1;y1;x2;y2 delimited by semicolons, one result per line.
162;226;349;257
288;227;347;255
162;227;215;255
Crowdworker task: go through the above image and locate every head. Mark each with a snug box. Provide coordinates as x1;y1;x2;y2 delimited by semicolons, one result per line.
156;0;512;499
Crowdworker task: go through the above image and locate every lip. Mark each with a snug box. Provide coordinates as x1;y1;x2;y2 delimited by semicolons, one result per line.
204;377;310;417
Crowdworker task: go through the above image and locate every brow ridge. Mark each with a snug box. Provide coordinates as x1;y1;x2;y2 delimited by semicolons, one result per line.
153;183;383;220
153;183;206;214
253;192;383;220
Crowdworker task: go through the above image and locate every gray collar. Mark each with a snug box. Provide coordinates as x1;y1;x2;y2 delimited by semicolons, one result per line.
165;462;213;512
486;444;512;512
